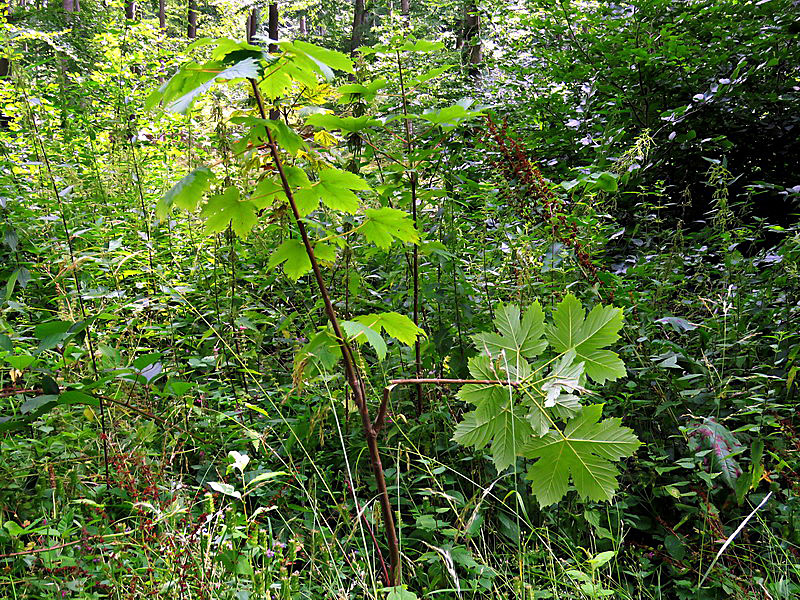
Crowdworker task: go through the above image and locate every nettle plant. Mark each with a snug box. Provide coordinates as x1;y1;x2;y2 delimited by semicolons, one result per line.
453;297;640;506
148;36;639;586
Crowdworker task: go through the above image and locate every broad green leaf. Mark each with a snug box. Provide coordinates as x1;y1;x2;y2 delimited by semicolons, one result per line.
342;321;387;360
58;391;99;407
294;168;369;216
522;404;640;506
418;102;482;128
336;78;386;103
305;113;381;133
400;39;445;53
353;312;425;346
34;320;73;352
386;586;418;600
541;350;585;406
592;172;618;192
314;242;337;263
473;302;546;363
261;67;293;99
457;355;508;406
361;207;419;249
167;57;262;114
157;166;215;218
546;294;625;384
319;168;368;212
374;312;424;346
410;66;452;86
295;328;342;379
294;40;354;74
251;177;284;209
268;239;312;280
4;354;36;370
200;187;258;237
453;390;533;471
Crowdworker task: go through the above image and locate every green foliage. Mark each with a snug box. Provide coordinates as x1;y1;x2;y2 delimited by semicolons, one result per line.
2;3;799;599
361;207;419;249
156;166;215;219
453;297;639;505
523;404;641;505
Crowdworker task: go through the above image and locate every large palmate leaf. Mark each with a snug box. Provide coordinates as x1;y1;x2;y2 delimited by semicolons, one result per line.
546;294;626;384
456;355;508;405
341;321;387;360
454;298;637;505
267;239;311;280
522;404;640;506
231;117;308;154
305;113;381;133
166;57;262;114
361;207;419;249
472;302;546;363
294;168;370;216
352;312;425;346
157;166;215;219
200;187;258;237
453;390;533;471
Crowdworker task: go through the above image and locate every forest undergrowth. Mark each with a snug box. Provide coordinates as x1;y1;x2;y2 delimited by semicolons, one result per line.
1;1;800;599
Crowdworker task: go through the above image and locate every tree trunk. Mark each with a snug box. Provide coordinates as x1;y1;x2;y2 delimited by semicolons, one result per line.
350;0;367;54
462;0;481;78
299;15;306;36
159;0;166;30
63;0;75;13
246;8;259;43
125;0;135;19
187;0;197;38
268;2;279;120
401;0;409;21
268;2;278;51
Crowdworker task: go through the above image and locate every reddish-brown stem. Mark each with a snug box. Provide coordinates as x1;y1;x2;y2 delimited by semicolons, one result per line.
249;78;401;586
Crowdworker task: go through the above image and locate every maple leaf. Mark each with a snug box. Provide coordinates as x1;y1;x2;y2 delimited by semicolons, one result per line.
546;294;626;384
200;186;258;237
522;404;640;506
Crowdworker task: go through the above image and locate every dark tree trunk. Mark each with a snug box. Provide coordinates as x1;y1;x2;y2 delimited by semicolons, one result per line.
188;0;197;38
268;2;278;51
268;2;279;120
350;0;368;54
299;14;306;36
159;0;166;30
125;0;135;19
462;0;481;78
246;8;258;42
401;0;409;21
